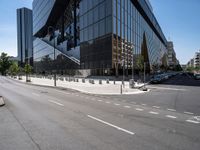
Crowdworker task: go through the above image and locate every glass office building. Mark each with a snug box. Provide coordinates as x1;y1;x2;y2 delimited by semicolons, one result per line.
17;7;33;67
33;0;168;75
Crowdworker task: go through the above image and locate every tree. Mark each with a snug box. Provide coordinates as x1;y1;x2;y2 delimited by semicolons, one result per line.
0;52;11;75
9;62;19;76
24;64;32;82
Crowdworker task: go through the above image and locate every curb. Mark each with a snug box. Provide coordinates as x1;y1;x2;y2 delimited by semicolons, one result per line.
7;77;149;96
0;96;5;107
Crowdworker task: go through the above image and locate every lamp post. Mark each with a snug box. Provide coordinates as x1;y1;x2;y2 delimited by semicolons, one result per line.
132;47;134;80
48;26;56;86
144;62;146;89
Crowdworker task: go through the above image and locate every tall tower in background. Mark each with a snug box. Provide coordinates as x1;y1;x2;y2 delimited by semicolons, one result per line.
17;7;33;67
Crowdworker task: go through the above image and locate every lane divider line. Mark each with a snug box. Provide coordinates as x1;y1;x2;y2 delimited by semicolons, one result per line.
166;115;177;119
135;108;144;111
124;106;131;108
141;104;147;106
149;111;159;115
114;103;120;106
48;100;64;106
167;109;176;112
186;120;200;124
87;115;135;135
153;106;160;109
106;101;111;104
98;100;102;102
184;112;194;115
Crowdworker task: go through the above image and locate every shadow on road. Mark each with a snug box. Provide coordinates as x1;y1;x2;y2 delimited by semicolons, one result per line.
160;73;200;87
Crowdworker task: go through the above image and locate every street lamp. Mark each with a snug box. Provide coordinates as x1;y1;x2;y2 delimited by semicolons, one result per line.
132;47;134;81
48;26;56;86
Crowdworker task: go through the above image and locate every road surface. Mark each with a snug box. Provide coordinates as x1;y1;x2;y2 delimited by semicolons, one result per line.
0;75;199;150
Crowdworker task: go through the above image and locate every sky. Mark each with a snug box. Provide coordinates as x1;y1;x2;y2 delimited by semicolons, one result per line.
150;0;200;64
0;0;199;64
0;0;32;57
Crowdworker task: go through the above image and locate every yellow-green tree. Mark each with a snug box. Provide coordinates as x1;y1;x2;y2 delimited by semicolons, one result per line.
24;64;32;82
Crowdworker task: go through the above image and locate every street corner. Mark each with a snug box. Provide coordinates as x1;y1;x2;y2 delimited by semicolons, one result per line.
0;96;5;107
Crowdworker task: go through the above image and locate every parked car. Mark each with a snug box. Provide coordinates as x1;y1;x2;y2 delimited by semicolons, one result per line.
150;75;163;84
194;73;200;80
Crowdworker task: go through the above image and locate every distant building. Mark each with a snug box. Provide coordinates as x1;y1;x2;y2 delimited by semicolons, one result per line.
194;51;200;67
186;50;200;69
181;64;187;71
17;7;33;67
187;58;194;68
167;41;178;69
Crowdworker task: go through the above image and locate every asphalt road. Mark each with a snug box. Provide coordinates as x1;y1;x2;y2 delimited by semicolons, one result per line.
108;73;200;115
0;75;200;150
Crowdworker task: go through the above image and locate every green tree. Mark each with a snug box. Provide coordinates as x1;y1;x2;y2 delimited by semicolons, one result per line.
9;62;19;76
0;52;11;75
24;64;32;82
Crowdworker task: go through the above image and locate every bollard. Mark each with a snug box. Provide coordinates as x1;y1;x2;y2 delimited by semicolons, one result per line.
106;79;109;84
99;79;102;84
82;78;85;83
113;80;115;84
120;84;122;94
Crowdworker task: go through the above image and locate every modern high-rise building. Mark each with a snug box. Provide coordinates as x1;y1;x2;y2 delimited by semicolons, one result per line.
32;0;168;75
167;41;178;69
17;7;33;67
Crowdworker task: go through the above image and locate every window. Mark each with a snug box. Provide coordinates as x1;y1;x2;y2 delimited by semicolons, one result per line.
99;19;105;37
99;2;105;20
93;7;99;23
93;22;99;39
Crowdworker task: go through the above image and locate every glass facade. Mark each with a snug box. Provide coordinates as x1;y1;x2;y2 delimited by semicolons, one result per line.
32;0;55;35
17;8;33;67
32;0;168;75
79;0;113;72
34;38;79;74
112;0;168;73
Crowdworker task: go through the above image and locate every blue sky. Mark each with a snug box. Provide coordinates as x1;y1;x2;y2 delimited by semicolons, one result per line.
150;0;200;64
0;0;199;64
0;0;32;57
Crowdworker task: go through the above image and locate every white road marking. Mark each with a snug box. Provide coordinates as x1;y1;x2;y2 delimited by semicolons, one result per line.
167;109;176;112
186;120;200;124
153;106;160;109
184;112;194;115
194;116;200;121
32;93;40;97
149;111;159;115
87;115;135;135
114;103;120;106
149;86;186;91
48;100;64;106
124;106;131;108
106;101;111;104
135;108;144;111
141;104;147;106
98;100;102;102
166;115;177;119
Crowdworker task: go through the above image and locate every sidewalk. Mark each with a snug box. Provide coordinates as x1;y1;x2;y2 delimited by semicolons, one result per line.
13;76;149;95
